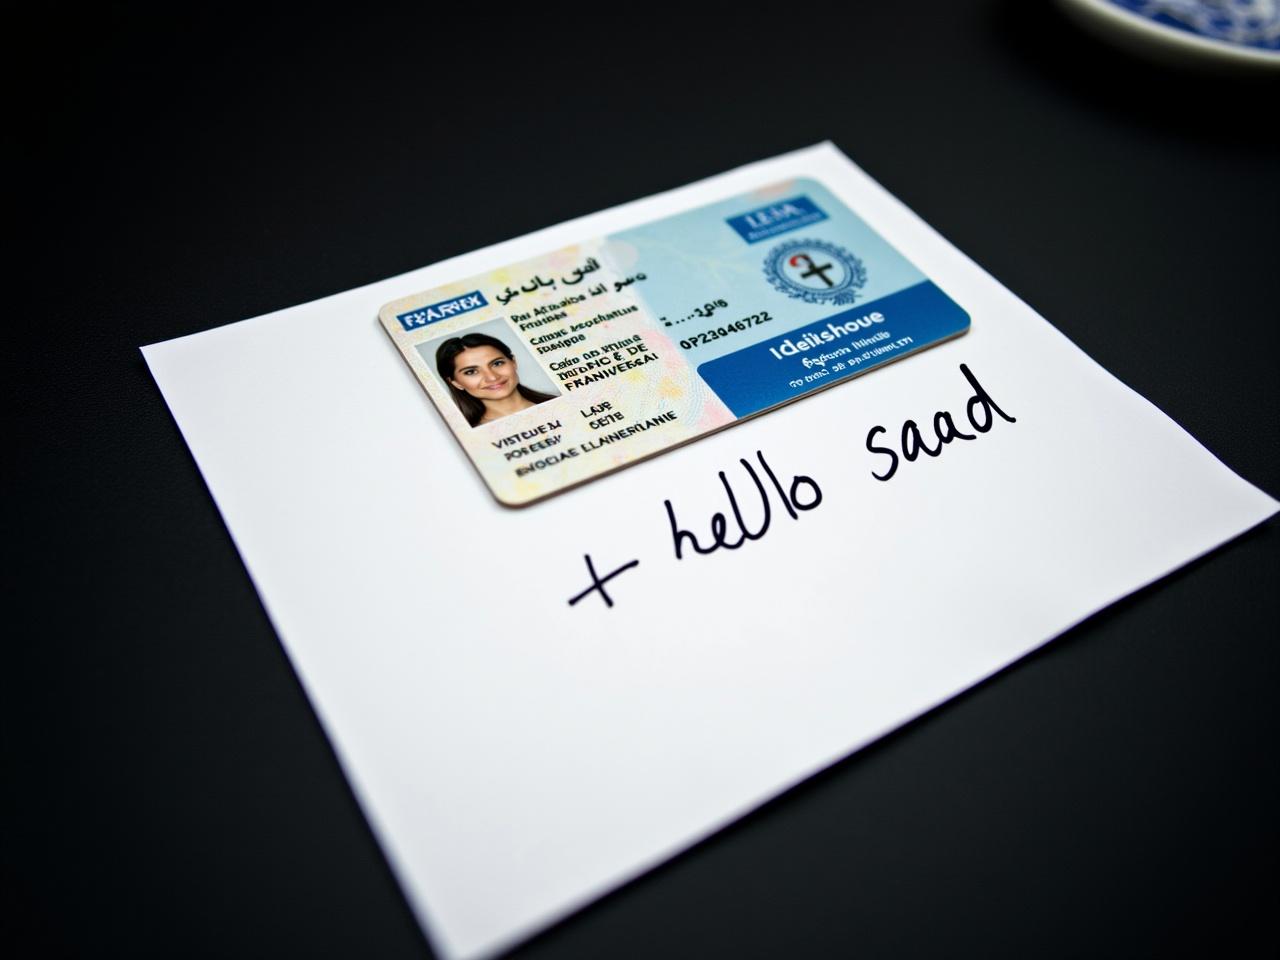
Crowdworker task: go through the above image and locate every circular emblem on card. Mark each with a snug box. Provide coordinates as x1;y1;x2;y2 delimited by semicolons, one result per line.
763;238;867;306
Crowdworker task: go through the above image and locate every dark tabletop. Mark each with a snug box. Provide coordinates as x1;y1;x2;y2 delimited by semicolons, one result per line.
11;4;1279;957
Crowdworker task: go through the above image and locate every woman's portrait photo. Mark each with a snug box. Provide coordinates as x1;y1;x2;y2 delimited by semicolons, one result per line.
431;330;558;428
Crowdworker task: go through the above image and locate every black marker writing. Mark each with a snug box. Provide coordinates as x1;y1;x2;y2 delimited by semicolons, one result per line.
665;450;823;559
566;364;1018;608
867;363;1016;481
567;554;640;609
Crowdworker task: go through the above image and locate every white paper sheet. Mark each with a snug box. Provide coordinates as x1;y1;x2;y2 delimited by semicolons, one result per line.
142;143;1276;960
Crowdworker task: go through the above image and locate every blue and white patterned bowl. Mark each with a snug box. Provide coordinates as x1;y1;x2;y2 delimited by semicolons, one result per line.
1058;0;1280;69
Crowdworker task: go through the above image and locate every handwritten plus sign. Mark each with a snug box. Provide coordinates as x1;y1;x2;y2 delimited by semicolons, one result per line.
568;554;640;610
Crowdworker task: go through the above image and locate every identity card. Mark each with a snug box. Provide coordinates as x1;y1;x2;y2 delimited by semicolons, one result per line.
380;178;969;505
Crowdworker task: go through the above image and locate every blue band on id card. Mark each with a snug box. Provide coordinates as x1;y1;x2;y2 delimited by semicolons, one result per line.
380;177;970;505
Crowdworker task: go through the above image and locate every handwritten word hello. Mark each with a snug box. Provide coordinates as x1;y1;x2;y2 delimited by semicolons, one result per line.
665;450;823;558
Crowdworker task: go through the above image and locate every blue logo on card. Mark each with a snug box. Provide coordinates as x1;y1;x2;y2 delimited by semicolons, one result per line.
726;195;828;244
396;291;489;331
763;238;866;306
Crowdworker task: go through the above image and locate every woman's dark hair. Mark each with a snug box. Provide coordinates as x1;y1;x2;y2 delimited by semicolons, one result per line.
435;332;555;427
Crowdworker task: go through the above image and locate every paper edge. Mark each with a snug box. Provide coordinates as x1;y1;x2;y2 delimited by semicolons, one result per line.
141;142;843;355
